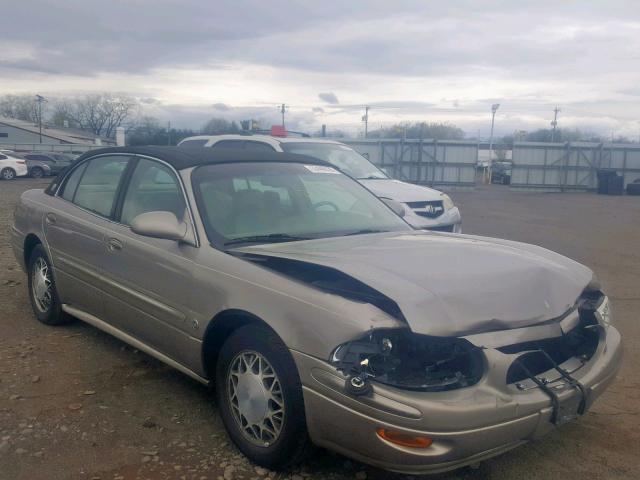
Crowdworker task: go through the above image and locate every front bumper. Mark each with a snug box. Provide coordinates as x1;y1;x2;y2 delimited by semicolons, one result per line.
293;325;622;475
403;206;462;233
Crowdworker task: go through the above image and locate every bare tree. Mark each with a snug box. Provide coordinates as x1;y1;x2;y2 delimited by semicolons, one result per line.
202;117;240;135
53;93;140;138
0;94;40;123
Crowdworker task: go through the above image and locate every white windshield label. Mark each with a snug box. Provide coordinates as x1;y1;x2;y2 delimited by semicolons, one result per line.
304;165;340;174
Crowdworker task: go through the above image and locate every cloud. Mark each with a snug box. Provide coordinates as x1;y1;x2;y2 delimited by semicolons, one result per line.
0;1;638;137
319;92;339;104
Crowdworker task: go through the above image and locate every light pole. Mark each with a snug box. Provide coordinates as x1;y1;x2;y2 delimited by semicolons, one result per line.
35;95;47;144
278;104;288;128
362;106;370;138
550;106;560;142
487;103;500;183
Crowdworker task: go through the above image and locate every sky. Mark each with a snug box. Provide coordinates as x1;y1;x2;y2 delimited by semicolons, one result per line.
1;0;639;138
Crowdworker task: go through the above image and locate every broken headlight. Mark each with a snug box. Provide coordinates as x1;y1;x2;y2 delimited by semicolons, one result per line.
330;329;484;393
595;295;612;327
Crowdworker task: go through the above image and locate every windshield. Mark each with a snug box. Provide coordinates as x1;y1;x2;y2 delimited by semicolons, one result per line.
192;162;410;247
281;142;387;179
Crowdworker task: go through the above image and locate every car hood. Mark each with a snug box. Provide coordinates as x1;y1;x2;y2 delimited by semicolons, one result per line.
358;179;443;203
235;232;594;337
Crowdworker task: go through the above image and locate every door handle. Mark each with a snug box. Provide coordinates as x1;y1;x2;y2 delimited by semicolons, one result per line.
107;238;123;252
45;213;57;225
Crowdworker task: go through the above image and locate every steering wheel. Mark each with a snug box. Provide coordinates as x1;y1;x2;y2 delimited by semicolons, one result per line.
313;201;339;211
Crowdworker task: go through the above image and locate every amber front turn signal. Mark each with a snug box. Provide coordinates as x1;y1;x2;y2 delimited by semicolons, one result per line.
376;428;433;449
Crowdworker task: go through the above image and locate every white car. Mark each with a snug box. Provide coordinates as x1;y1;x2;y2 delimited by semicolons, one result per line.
0;152;28;180
178;133;462;232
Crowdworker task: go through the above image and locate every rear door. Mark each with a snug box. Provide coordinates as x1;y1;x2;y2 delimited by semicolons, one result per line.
44;155;132;318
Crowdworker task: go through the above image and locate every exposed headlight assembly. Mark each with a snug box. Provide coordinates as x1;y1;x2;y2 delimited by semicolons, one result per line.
441;194;455;211
330;329;484;395
595;296;612;326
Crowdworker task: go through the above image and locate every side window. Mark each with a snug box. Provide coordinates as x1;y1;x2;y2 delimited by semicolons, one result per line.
0;154;7;160
244;141;275;151
73;156;130;217
120;158;186;226
60;163;88;201
212;140;244;149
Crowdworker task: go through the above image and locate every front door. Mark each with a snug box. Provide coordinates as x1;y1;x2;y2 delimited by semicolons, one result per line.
99;157;201;368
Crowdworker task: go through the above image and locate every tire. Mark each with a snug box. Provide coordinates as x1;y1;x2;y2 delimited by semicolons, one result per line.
216;324;310;470
30;167;44;179
1;168;16;180
27;244;71;326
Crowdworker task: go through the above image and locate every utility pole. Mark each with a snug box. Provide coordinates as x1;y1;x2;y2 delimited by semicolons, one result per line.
167;121;171;145
278;104;288;128
550;106;560;142
362;106;370;138
35;95;47;144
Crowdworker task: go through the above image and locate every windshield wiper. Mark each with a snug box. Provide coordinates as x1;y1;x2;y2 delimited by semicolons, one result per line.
224;233;311;247
358;175;387;180
343;229;389;236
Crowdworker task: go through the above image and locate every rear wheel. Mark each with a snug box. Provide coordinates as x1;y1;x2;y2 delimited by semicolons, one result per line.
1;168;16;180
216;324;310;469
30;167;44;178
27;244;71;325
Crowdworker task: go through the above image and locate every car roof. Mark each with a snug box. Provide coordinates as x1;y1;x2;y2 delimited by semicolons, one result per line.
76;146;331;171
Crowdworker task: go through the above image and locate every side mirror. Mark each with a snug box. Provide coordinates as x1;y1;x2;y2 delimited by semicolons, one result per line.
130;211;188;241
380;198;406;218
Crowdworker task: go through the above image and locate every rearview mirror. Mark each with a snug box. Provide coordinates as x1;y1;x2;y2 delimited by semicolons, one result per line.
380;198;406;218
130;211;188;241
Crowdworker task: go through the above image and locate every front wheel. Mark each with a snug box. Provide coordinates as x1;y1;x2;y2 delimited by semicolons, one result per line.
27;245;71;325
216;324;310;469
1;168;16;180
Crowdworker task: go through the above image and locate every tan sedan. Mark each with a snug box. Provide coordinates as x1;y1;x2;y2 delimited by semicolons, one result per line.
11;146;622;474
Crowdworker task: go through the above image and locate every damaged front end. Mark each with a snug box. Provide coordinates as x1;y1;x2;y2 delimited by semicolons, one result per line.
330;329;485;395
330;288;608;409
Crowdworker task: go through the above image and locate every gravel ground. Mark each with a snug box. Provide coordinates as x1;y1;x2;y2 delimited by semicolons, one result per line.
1;178;639;480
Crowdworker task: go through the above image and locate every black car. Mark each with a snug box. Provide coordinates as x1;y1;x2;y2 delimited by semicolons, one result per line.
22;153;74;176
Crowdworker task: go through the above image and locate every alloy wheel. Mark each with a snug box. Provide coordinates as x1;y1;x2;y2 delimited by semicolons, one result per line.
32;257;53;313
2;169;16;180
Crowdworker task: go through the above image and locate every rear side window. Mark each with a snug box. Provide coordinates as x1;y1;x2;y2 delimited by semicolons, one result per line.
0;154;7;160
244;141;275;152
212;140;244;149
60;163;88;201
179;139;208;147
72;156;130;217
120;158;185;225
26;155;52;162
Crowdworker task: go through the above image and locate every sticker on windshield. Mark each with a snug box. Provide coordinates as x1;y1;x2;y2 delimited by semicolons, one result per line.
304;165;340;174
